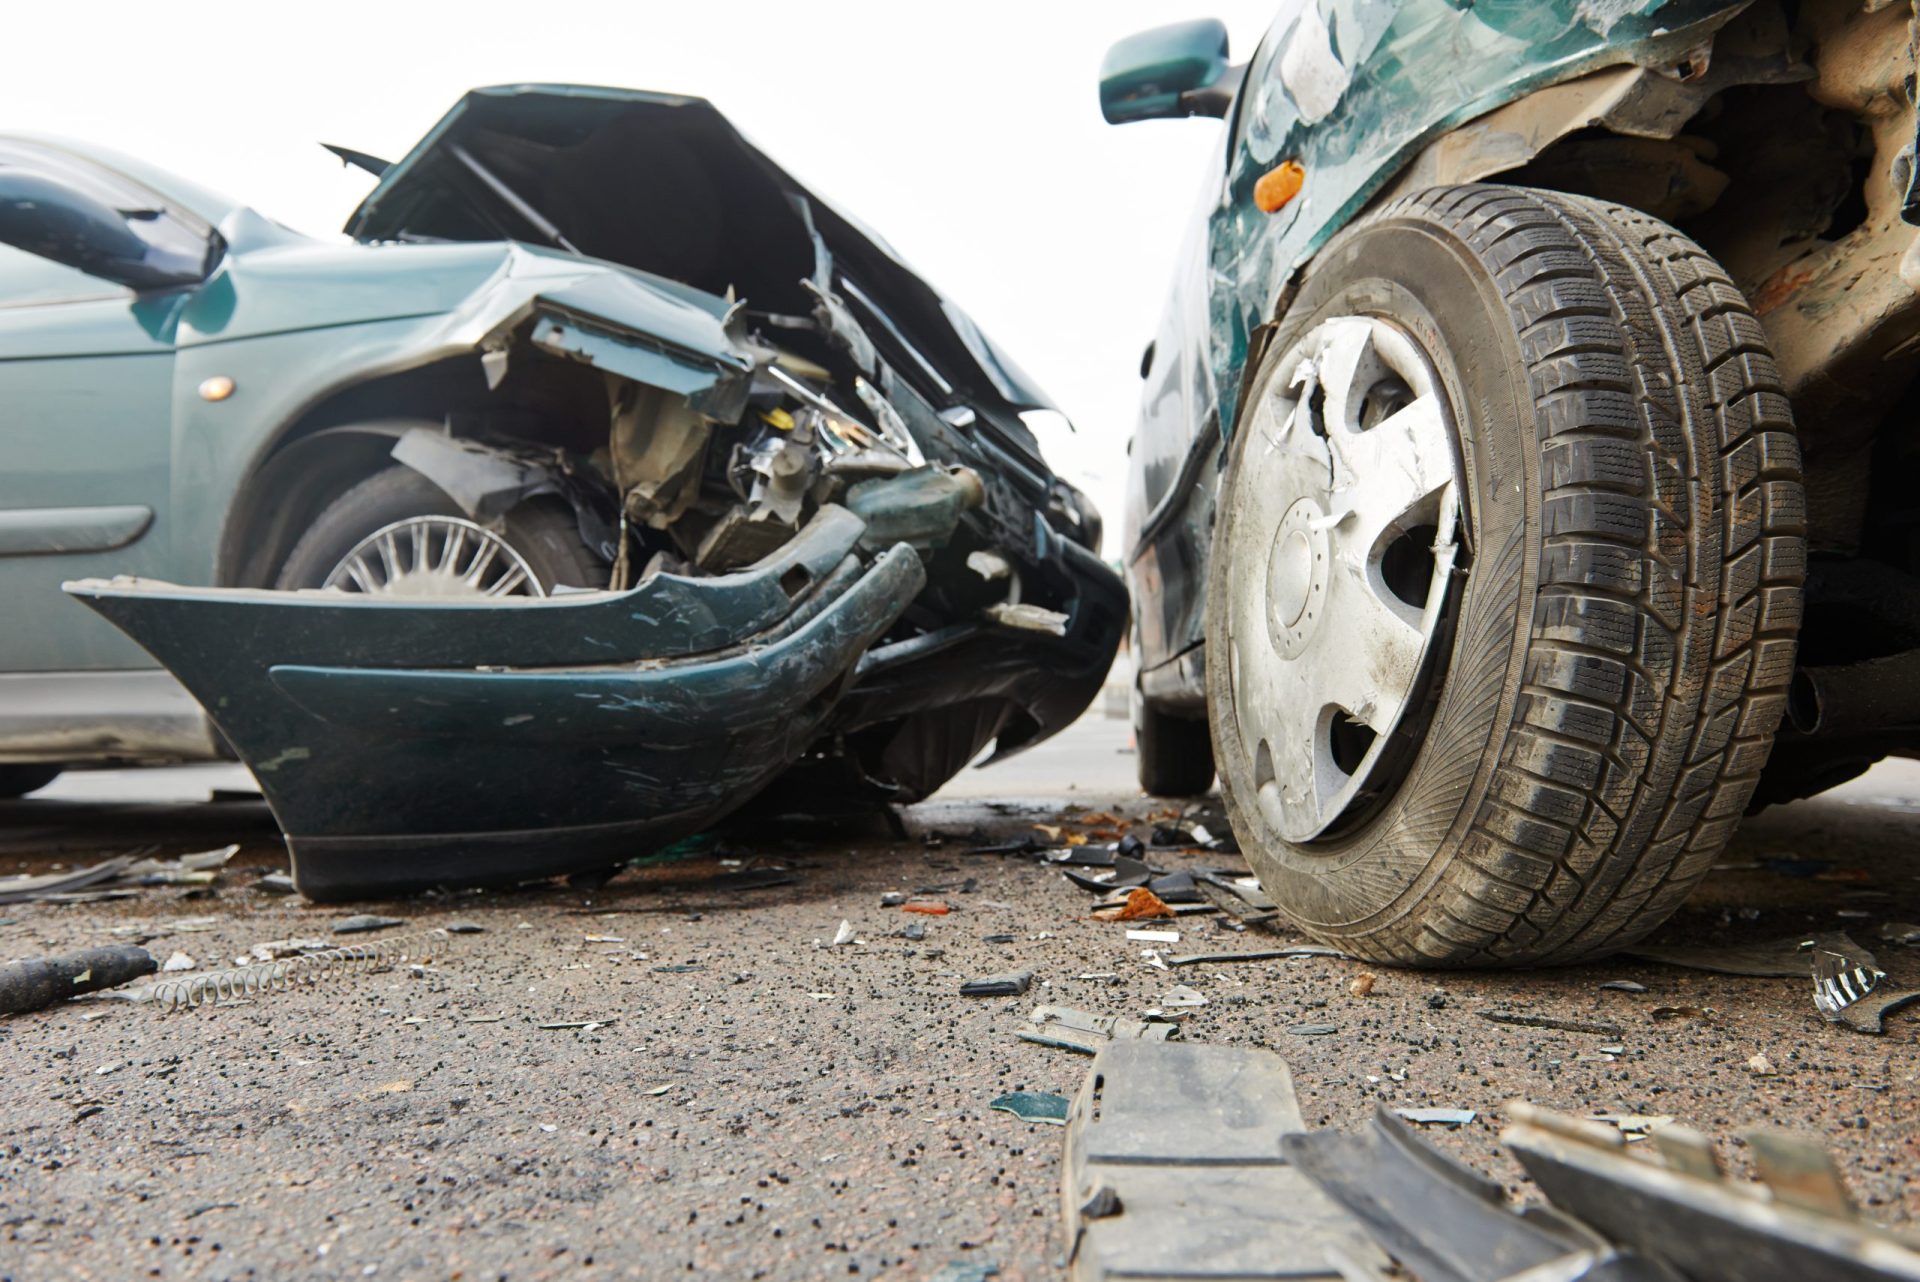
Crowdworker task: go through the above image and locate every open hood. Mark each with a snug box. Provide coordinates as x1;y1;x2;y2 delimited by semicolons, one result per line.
345;84;1058;418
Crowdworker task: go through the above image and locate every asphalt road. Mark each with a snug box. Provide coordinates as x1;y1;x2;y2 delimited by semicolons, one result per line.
1;713;1916;1281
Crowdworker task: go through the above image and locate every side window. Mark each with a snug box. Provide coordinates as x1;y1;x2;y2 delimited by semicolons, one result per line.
0;241;127;308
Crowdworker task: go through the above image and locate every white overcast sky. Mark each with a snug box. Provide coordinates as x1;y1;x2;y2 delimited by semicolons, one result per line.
3;1;1281;554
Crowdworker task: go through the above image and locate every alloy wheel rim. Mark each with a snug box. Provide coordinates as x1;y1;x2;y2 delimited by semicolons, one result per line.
1224;315;1461;842
321;516;545;599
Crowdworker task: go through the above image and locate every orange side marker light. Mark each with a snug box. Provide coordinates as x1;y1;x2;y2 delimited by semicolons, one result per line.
1255;160;1306;214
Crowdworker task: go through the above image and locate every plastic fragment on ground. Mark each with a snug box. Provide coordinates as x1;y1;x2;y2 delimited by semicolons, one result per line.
1504;1102;1920;1282
1392;1107;1476;1126
1168;945;1346;966
1625;932;1858;978
332;914;404;934
1285;1105;1666;1282
1093;888;1174;922
1808;935;1920;1033
1061;1042;1391;1280
990;1090;1068;1125
960;970;1032;998
1018;1004;1178;1055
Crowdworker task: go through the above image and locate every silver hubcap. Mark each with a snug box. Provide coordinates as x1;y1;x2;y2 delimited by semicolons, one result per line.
1224;316;1461;842
322;516;545;599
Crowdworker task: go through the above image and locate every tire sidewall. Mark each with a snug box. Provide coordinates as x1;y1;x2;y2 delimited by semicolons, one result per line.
1207;216;1539;935
274;466;605;591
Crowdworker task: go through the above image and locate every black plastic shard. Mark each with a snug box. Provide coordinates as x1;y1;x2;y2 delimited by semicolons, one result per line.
1503;1104;1920;1282
960;970;1032;997
1282;1107;1672;1282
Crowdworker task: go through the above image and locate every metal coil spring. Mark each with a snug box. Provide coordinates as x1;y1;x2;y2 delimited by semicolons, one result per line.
146;928;453;1011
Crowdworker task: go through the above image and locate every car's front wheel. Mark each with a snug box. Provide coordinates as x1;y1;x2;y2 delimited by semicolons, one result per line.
274;465;607;596
1208;184;1805;967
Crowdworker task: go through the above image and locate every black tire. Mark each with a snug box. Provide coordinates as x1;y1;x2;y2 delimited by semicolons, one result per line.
274;465;608;592
1208;184;1805;967
1134;683;1215;796
0;764;61;798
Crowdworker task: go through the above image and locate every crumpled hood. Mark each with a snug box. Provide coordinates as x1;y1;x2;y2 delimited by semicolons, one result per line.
344;83;1058;417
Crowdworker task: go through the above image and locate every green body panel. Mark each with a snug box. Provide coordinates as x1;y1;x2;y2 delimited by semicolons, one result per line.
1123;0;1745;677
65;511;926;897
0;178;754;673
1207;0;1738;433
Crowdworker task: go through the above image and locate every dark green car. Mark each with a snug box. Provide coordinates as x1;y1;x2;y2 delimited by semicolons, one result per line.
1108;1;1918;965
0;86;1123;894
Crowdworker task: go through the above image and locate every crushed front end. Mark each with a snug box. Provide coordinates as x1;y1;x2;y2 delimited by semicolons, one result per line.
66;85;1123;895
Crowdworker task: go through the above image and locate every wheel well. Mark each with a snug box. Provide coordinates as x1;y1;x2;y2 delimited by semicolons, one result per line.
218;353;610;586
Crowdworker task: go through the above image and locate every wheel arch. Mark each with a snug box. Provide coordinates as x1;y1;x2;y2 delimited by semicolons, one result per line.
216;353;611;587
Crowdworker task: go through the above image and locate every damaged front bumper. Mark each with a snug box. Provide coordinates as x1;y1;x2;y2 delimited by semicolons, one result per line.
64;507;923;898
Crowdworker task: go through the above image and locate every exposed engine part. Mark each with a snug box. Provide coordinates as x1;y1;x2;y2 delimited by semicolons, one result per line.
986;602;1070;636
968;550;1012;581
844;466;984;552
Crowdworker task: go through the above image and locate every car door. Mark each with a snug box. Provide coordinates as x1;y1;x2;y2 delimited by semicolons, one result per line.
0;141;213;671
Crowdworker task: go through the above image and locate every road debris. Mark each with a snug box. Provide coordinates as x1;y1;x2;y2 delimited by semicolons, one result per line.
960;970;1033;998
1167;945;1345;966
1289;1024;1340;1037
331;914;404;935
1879;922;1920;947
1348;973;1376;998
248;939;329;962
1590;1112;1674;1137
1091;887;1173;922
1391;1107;1476;1127
138;928;453;1010
0;945;156;1014
1651;1005;1711;1022
0;845;241;905
1626;933;1846;978
1158;984;1207;1009
1017;1004;1178;1055
1749;1052;1777;1075
1504;1101;1920;1282
1124;928;1178;944
1478;1010;1624;1038
902;902;951;916
830;920;857;947
1810;936;1920;1034
1061;1041;1388;1280
538;1018;617;1031
160;951;196;972
1599;980;1650;993
989;1091;1068;1125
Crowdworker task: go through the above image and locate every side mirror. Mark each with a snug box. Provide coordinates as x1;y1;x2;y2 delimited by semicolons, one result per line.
1099;18;1237;124
0;171;211;291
